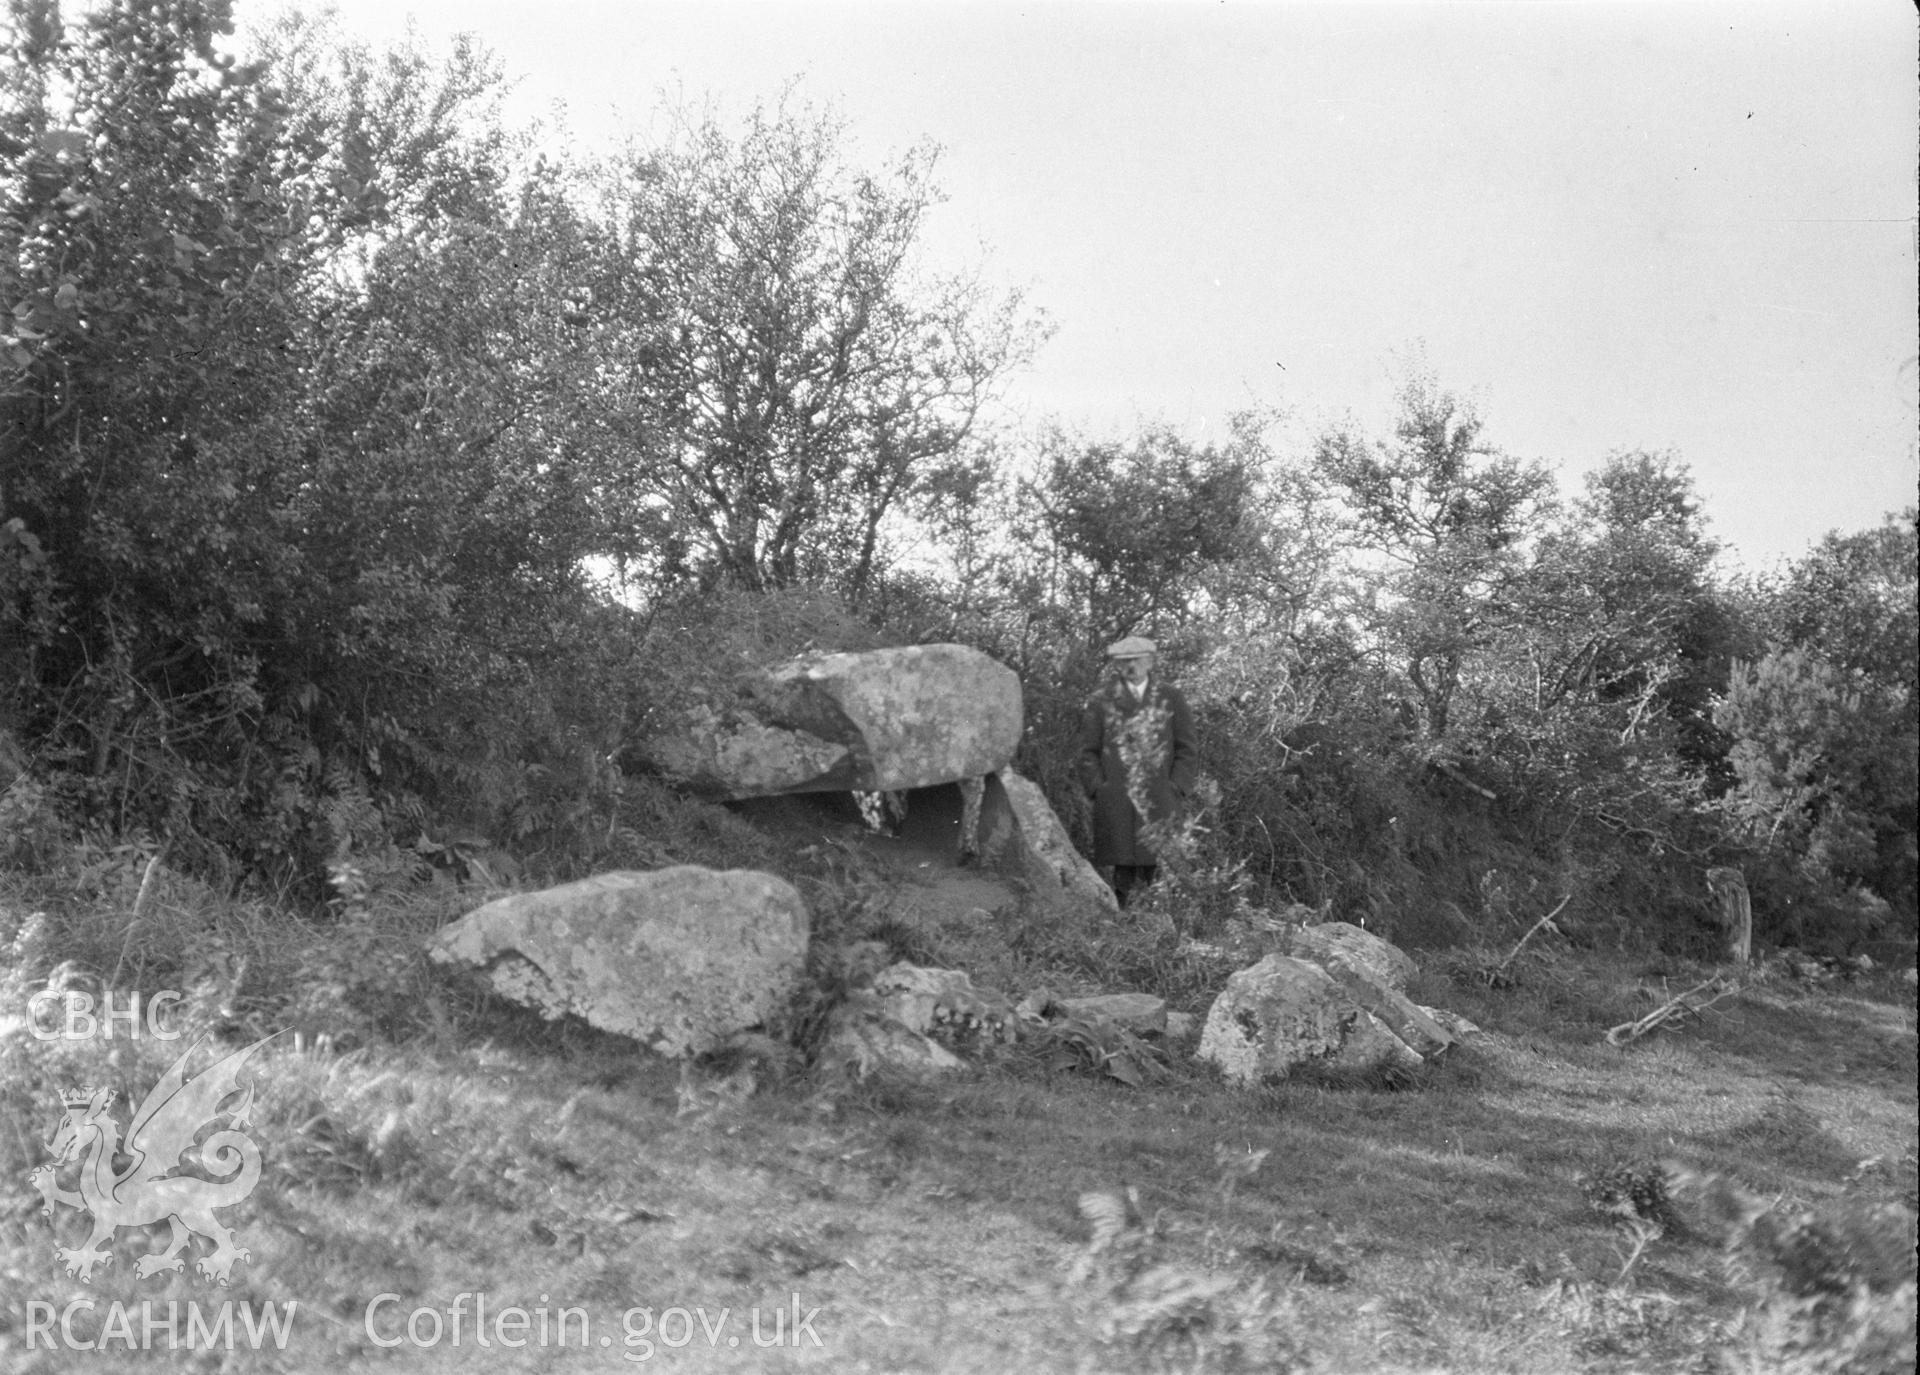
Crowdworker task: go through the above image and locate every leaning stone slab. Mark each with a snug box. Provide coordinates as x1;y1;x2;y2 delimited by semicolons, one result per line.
636;644;1022;799
1326;1007;1424;1077
987;768;1118;911
1268;922;1452;1056
1198;954;1423;1086
1274;921;1417;994
1296;947;1454;1058
1330;972;1453;1057
427;867;808;1058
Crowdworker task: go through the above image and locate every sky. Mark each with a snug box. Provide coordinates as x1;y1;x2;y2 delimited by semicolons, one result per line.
292;0;1917;569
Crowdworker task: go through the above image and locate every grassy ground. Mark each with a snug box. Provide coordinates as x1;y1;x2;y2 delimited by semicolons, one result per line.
1;816;1914;1373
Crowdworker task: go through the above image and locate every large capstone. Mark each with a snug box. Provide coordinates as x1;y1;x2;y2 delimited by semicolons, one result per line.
633;644;1022;799
427;866;808;1057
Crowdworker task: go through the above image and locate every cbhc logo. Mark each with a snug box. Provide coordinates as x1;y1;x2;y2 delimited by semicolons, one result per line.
28;990;185;1041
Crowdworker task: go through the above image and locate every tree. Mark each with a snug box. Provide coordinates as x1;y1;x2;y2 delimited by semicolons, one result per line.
1313;372;1553;737
1518;451;1736;771
1032;417;1266;647
1768;508;1918;702
1556;451;1718;692
3;0;339;847
1718;509;1920;927
1716;646;1916;926
585;98;1042;596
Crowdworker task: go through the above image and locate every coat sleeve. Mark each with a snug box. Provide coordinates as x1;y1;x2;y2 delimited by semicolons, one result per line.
1166;686;1199;796
1075;698;1106;795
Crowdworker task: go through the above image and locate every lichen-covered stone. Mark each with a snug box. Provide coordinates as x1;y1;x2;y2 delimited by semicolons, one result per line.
817;1014;965;1079
1274;921;1417;993
869;963;1014;1047
636;644;1022;799
1419;1006;1482;1039
1198;954;1423;1086
1264;922;1452;1057
819;962;1014;1076
1056;992;1168;1034
1296;948;1453;1058
987;767;1117;911
643;706;851;798
427;866;807;1057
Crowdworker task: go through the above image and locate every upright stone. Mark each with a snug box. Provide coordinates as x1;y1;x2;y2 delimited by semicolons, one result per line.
978;767;1118;911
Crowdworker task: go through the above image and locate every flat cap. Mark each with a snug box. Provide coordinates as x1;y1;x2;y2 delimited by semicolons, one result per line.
1105;635;1157;659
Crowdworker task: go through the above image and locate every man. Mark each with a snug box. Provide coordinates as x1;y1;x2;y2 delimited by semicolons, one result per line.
1076;636;1198;907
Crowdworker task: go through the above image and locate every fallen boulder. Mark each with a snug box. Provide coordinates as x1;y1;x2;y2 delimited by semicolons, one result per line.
1198;954;1425;1085
427;867;808;1057
635;644;1022;799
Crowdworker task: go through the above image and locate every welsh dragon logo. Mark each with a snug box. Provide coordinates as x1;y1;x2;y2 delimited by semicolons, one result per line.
27;1034;276;1285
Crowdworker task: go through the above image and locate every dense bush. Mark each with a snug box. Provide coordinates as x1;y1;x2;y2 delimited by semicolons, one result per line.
1;0;629;892
3;1;1913;964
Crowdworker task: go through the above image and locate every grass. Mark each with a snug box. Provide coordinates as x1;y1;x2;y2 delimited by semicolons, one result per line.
1;832;1914;1372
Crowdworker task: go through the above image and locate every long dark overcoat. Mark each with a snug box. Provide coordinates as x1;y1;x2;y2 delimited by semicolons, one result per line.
1075;678;1198;867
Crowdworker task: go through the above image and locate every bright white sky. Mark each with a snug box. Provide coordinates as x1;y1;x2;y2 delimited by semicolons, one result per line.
290;0;1917;568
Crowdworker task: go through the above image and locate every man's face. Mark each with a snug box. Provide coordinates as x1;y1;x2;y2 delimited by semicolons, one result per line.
1114;654;1153;686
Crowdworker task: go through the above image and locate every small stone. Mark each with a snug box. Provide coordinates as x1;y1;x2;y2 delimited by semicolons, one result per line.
1418;1006;1481;1039
1056;992;1167;1034
1014;987;1053;1022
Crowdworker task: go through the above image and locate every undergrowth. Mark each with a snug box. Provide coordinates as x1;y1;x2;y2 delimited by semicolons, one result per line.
2;709;1915;1374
